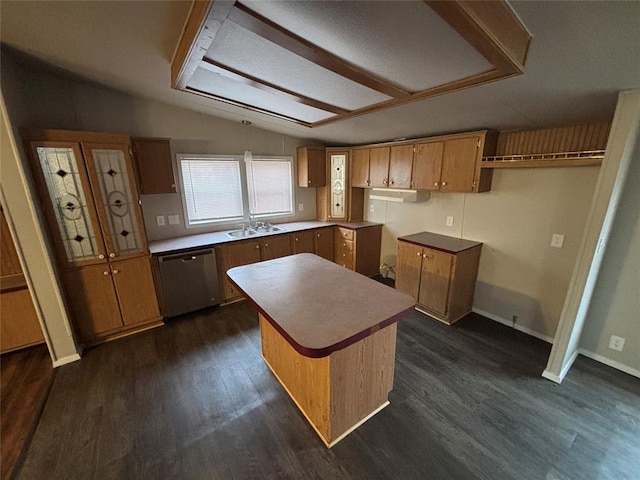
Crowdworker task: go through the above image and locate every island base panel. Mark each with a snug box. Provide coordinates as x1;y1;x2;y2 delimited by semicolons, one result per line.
259;315;397;447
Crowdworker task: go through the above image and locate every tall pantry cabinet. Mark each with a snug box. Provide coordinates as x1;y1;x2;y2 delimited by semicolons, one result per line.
22;129;161;345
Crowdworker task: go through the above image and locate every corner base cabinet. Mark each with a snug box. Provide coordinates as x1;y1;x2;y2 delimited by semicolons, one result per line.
395;232;482;324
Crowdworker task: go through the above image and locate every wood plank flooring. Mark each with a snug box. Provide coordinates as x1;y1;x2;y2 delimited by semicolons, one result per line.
1;346;54;480
16;301;640;479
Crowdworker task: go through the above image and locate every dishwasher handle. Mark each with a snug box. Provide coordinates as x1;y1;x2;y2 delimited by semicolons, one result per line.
158;249;213;264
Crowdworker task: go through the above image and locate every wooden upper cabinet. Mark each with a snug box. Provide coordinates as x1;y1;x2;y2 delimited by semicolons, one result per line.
389;145;414;189
412;141;444;190
297;146;326;187
82;142;149;262
131;137;176;194
411;131;496;193
351;148;371;187
440;137;481;193
369;147;390;188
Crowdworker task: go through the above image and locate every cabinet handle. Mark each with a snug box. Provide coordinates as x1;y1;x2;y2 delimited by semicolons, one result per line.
434;182;439;187
109;252;116;258
112;269;120;274
98;254;105;259
103;271;110;276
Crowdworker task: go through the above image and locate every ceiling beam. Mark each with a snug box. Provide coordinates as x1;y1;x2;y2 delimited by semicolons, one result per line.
200;58;349;116
184;86;315;127
171;0;235;89
227;3;409;99
426;0;532;74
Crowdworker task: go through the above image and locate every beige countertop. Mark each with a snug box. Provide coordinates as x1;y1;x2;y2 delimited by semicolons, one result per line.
227;253;415;358
398;231;482;253
149;220;382;255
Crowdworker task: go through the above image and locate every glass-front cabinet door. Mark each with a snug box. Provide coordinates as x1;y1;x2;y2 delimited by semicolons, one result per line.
30;142;107;266
83;143;148;261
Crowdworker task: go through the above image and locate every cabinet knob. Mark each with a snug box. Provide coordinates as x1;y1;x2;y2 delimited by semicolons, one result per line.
416;252;421;256
112;269;120;274
441;182;447;186
255;245;260;249
103;271;110;276
434;182;439;187
343;242;346;247
366;180;370;186
343;253;346;257
98;254;105;259
383;179;388;185
171;184;176;189
317;233;321;237
308;180;311;184
109;252;116;258
264;243;269;247
295;237;298;241
390;180;395;185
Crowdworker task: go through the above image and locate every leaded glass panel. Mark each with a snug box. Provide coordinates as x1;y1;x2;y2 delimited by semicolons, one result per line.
90;149;143;255
330;154;346;218
35;147;101;262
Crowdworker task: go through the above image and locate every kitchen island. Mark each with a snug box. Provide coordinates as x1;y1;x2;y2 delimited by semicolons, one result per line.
227;253;415;447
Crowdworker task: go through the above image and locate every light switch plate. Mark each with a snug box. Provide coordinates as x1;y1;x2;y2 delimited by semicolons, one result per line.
156;215;165;226
370;204;375;213
298;203;304;212
168;214;180;225
551;233;565;248
446;216;454;227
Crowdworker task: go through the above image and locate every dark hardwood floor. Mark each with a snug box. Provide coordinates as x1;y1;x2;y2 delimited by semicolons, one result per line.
15;301;640;479
1;346;54;480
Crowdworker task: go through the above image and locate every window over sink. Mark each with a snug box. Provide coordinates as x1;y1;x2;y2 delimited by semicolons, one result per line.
177;154;294;227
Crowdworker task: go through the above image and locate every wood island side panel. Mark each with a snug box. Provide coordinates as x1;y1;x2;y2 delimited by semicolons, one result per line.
260;315;397;447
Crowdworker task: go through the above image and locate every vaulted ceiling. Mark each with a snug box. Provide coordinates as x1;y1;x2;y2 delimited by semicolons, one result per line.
1;1;639;145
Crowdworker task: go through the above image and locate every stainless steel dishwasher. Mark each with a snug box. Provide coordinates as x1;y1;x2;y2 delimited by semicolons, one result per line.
158;248;221;317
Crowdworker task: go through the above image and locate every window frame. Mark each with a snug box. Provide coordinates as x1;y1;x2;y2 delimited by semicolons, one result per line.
176;153;296;229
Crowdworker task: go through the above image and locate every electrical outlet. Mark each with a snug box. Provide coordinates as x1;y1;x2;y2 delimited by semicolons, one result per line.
298;203;304;212
446;216;454;227
370;204;375;213
609;335;625;352
551;233;565;248
168;214;180;225
156;215;165;226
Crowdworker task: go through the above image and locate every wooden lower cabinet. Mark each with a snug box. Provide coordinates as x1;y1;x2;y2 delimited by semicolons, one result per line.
63;257;161;343
261;234;292;260
335;225;382;277
217;239;262;301
0;288;45;353
292;230;315;254
396;234;482;324
313;227;334;261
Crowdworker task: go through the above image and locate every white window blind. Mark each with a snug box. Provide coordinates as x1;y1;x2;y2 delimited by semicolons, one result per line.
246;159;294;217
180;157;243;224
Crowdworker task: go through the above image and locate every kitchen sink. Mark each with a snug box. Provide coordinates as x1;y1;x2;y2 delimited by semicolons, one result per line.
253;225;283;234
224;225;284;238
225;229;258;238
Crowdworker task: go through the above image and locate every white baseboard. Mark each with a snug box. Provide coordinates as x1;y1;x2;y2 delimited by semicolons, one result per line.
578;348;640;379
541;370;562;383
52;352;81;367
472;308;555;344
542;349;579;384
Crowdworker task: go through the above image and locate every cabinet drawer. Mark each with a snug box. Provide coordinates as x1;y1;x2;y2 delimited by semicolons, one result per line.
336;249;354;265
336;238;354;252
337;228;354;241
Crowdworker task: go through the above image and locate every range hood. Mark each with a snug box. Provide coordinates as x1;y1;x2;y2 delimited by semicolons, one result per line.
369;188;429;203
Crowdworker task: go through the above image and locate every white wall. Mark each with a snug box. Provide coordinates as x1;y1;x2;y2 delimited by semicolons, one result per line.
579;128;640;374
366;167;600;340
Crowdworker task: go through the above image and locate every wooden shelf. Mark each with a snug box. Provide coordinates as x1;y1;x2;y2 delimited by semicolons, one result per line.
481;150;605;169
